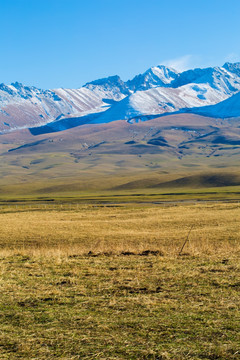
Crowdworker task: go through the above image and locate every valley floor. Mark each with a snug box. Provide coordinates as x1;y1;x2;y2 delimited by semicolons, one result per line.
0;203;239;359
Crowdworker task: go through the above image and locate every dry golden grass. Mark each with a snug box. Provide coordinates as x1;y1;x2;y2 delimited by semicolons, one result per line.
0;252;239;359
0;202;239;257
0;202;240;359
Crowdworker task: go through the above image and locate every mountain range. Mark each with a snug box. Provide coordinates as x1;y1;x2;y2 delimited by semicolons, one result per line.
1;62;240;134
1;62;240;196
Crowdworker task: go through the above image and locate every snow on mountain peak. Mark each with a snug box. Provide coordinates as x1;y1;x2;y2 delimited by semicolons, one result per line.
2;61;240;133
171;65;240;96
126;64;179;91
222;62;240;78
83;75;130;100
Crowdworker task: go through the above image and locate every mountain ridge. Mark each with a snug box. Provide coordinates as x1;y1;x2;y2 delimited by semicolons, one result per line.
1;62;240;133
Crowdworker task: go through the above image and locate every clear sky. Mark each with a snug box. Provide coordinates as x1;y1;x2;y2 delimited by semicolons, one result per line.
1;0;240;89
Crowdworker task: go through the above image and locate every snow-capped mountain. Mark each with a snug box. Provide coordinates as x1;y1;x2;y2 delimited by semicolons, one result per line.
102;63;240;122
1;62;240;133
126;65;179;91
222;62;240;78
171;66;240;95
0;82;121;132
189;91;240;118
83;75;130;100
97;83;229;122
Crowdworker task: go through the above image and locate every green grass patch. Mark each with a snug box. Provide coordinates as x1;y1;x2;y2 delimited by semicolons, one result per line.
0;254;239;359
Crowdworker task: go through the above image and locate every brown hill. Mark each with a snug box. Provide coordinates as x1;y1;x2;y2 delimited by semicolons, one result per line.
0;113;240;196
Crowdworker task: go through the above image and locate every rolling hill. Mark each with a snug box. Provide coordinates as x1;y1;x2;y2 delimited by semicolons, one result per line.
0;112;240;196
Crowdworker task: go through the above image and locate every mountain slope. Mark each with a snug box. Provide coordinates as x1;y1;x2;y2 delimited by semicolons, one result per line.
83;75;130;100
2;62;240;133
1;113;240;195
96;83;228;122
222;62;240;78
172;66;240;95
0;83;110;132
189;91;240;118
126;65;179;91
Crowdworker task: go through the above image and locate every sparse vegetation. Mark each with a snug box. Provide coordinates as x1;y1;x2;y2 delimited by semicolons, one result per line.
1;115;240;199
0;202;239;256
0;202;239;359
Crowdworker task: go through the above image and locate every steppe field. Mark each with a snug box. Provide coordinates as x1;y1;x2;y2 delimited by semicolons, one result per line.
0;199;239;359
0;115;240;359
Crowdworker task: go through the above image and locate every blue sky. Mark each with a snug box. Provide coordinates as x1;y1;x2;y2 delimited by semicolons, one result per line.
0;0;240;89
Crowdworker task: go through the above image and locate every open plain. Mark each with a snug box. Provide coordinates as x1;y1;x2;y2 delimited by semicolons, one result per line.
0;113;240;359
0;202;239;359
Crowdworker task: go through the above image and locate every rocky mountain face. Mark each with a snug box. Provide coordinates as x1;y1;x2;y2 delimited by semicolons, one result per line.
1;62;240;133
126;65;179;91
222;62;240;77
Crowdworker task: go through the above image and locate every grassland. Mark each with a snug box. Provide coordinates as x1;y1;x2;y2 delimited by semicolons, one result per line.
1;107;240;359
0;202;240;359
1;114;240;200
